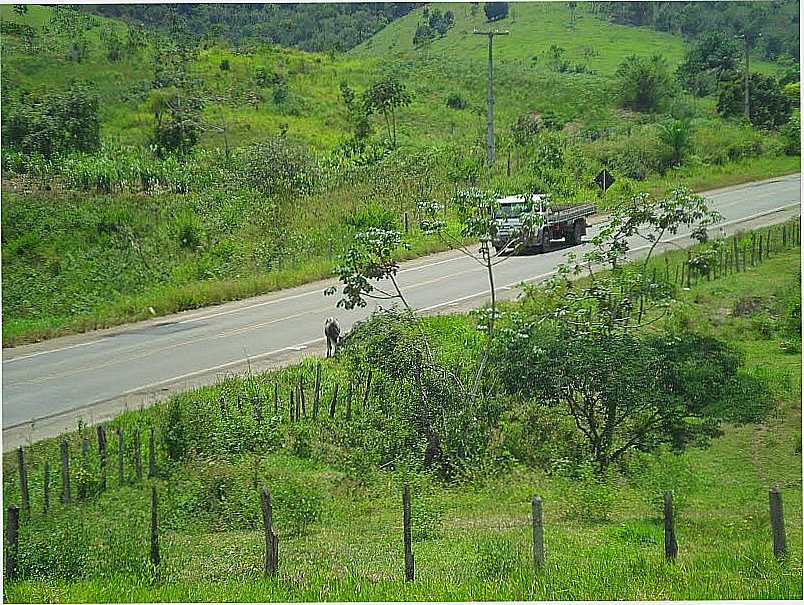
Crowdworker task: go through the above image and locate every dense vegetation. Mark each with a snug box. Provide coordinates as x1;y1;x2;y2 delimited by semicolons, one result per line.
81;3;417;53
591;0;800;64
3;224;801;601
1;3;800;346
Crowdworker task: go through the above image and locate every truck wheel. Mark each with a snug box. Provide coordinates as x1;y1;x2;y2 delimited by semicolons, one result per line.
568;220;584;245
541;233;552;253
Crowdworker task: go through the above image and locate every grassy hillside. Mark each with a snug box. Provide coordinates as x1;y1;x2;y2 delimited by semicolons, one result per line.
1;3;783;150
3;226;801;602
1;4;799;346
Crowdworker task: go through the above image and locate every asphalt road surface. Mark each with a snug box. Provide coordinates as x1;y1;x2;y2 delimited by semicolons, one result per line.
2;174;800;449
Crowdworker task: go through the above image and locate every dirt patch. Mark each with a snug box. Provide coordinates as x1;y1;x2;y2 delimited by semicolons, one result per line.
732;296;766;316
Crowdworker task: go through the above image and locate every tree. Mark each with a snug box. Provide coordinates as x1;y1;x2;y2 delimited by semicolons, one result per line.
491;185;728;473
717;72;793;129
493;323;739;473
484;2;509;22
676;30;740;96
615;54;675;112
362;76;411;148
13;4;27;16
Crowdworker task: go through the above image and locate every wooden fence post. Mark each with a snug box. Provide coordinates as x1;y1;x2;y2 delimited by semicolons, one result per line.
329;383;339;419
117;428;125;486
17;447;29;518
150;485;160;567
260;488;279;576
403;483;414;581
97;425;108;491
532;496;544;569
664;491;678;561
289;389;295;422
134;430;143;481
313;363;321;419
296;385;302;420
274;383;278;415
298;375;306;418
148;427;156;479
43;461;50;514
346;382;353;421
769;485;786;560
4;504;19;580
60;441;71;504
732;237;739;272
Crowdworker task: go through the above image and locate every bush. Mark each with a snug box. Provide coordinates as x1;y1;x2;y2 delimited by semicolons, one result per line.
338;310;489;479
585;126;671;179
2;82;100;158
781;111;801;155
344;203;398;231
235;138;319;197
484;2;509;22
446;93;468;110
615;54;676;112
219;58;230;71
717;72;793;129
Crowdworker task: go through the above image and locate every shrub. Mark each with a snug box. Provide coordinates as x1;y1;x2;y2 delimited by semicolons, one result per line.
2;82;100;158
235;138;319;197
344;203;398;231
781;111;801;155
615;54;676;112
484;2;509;22
446;92;468;110
717;72;793;129
219;58;230;71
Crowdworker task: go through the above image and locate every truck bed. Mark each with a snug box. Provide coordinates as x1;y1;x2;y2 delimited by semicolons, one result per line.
546;203;596;225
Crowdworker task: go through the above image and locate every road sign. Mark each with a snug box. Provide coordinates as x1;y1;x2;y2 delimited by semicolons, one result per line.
595;169;615;193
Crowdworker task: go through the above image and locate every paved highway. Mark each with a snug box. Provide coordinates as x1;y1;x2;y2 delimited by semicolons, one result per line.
2;174;800;448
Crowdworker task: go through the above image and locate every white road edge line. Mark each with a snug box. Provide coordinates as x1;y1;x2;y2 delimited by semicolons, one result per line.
4;201;799;430
3;338;106;364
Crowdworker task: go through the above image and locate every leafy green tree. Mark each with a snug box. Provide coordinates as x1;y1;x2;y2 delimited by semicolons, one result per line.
340;81;372;149
490;185;727;473
493;323;740;473
676;30;739;96
484;2;509;22
717;72;793;129
12;4;27;16
362;76;412;148
615;54;675;112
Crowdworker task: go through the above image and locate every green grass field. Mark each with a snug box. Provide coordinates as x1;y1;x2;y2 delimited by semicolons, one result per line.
3;225;801;602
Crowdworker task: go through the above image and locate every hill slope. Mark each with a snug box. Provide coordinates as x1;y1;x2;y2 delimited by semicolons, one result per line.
1;3;782;151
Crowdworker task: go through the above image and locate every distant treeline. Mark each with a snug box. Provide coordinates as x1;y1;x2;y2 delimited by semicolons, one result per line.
82;2;417;52
591;0;800;62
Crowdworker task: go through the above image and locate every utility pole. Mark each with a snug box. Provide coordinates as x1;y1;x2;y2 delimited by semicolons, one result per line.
736;32;761;121
474;28;509;165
